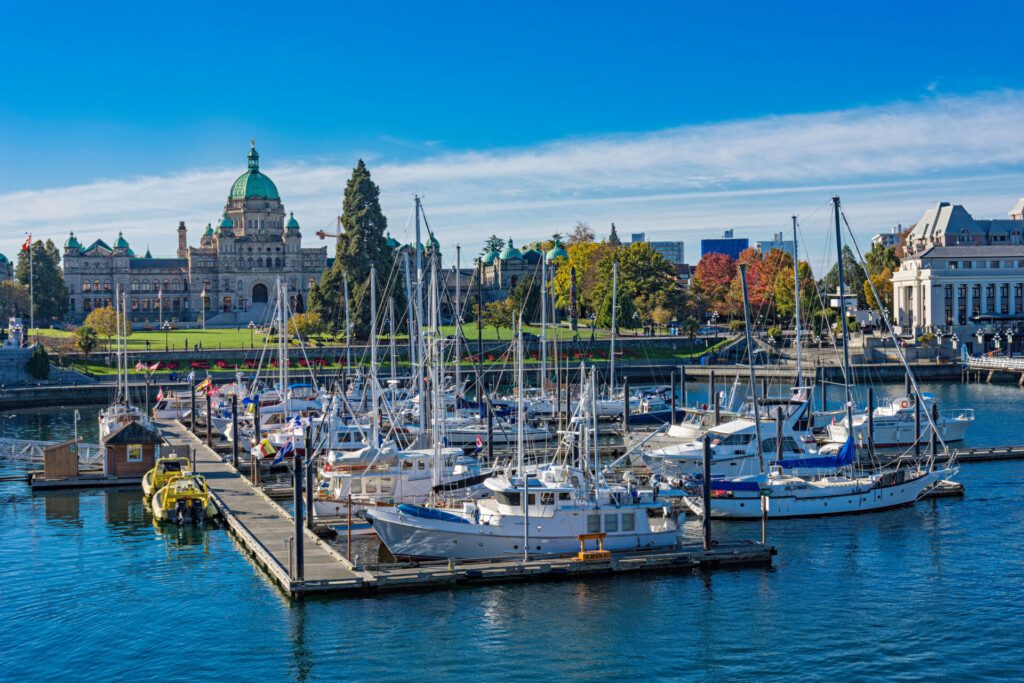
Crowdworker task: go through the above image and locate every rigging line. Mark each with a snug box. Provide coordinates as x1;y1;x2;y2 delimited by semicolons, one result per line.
841;209;951;465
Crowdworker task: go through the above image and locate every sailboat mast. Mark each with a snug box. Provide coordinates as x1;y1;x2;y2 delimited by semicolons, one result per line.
402;252;416;375
540;256;547;394
739;264;765;472
430;258;442;486
516;316;528;561
280;278;289;403
342;274;351;378
388;297;397;386
609;261;618;397
370;266;379;447
792;215;803;386
454;245;461;394
832;196;854;431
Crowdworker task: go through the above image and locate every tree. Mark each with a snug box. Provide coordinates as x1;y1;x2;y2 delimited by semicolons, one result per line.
508;275;540;322
818;245;869;307
681;316;700;340
865;242;900;277
774;261;818;320
567;221;595;245
592;242;676;323
480;300;512;339
550;241;610;317
483;235;504;254
607;223;622;246
27;345;49;379
691;252;737;317
0;281;31;319
310;160;401;336
15;239;68;325
75;325;99;356
595;283;636;330
289;311;324;339
84;306;128;348
864;267;894;314
651;306;673;328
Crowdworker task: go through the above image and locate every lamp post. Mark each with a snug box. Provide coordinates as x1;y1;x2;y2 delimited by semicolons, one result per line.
162;321;171;352
248;321;256;349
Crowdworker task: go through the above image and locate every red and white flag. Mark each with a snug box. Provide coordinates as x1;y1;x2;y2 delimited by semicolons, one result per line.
476;435;484;448
21;234;31;251
156;387;164;402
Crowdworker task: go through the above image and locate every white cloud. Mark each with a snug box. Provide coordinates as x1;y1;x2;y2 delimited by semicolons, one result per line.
4;90;1024;265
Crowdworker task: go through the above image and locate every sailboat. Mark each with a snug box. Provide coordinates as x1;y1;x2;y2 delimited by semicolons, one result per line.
684;197;953;519
365;331;678;560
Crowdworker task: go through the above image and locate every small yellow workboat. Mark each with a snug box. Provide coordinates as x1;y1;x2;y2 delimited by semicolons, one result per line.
142;456;192;497
151;474;217;524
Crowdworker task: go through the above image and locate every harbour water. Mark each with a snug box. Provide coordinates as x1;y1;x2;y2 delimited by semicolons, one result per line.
2;381;1023;680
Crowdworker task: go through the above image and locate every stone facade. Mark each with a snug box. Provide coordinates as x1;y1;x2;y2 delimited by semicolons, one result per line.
63;143;329;325
892;197;1024;353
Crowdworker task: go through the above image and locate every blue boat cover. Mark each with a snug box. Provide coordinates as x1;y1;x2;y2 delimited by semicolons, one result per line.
709;479;762;492
396;504;470;524
778;436;855;470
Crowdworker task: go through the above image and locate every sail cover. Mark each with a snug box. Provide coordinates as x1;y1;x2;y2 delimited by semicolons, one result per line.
709;478;762;492
778;436;855;470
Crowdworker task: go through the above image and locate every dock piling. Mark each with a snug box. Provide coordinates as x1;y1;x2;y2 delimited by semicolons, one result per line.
622;378;630;432
702;435;712;551
231;395;239;469
670;371;677;426
867;386;875;464
293;445;305;581
252;401;261;486
190;375;196;434
205;391;212;447
305;423;314;531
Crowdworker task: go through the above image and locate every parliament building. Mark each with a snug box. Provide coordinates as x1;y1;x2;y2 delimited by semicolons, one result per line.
63;142;330;325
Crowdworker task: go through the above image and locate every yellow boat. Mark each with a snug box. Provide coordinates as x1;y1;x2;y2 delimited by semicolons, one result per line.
142;456;192;497
151;474;217;524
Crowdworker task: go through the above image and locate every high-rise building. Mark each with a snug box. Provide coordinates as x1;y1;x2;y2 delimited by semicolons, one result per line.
700;229;748;260
756;232;795;255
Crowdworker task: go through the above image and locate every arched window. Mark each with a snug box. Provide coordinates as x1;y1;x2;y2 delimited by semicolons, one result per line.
162;280;169;293
257;257;263;268
104;280;112;291
131;280;138;292
275;257;282;268
237;257;243;268
93;280;101;292
248;257;254;269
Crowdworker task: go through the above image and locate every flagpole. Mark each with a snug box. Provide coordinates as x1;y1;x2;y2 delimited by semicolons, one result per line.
27;235;33;334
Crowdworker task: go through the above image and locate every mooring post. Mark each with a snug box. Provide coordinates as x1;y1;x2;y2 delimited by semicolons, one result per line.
708;369;716;413
930;402;938;461
205;390;212;447
761;376;768;401
775;407;783;463
252;401;261;486
820;377;827;413
231;394;239;469
670;371;677;426
622;377;630;432
702;434;712;551
293;442;305;582
486;398;494;466
305;423;314;531
905;371;912;396
867;386;875;464
189;375;196;434
914;392;921;460
713;390;720;426
680;364;687;406
346;492;353;563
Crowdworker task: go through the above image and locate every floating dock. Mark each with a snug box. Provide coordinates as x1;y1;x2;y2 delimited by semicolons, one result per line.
158;418;775;596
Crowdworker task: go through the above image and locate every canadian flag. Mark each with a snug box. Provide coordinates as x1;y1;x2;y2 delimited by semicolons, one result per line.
21;234;31;251
476;435;484;448
156;387;164;402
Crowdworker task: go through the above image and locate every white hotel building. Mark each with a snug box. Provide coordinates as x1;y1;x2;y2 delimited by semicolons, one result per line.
892;197;1024;353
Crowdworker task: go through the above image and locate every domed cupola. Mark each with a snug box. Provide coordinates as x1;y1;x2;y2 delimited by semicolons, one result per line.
65;231;82;252
229;139;280;200
113;231;129;249
203;223;215;238
285;212;300;231
481;245;499;265
522;247;541;264
499;238;522;261
385;232;400;249
546;236;568;261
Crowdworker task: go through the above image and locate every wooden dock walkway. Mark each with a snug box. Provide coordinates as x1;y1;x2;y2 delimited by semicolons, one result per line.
156;419;365;593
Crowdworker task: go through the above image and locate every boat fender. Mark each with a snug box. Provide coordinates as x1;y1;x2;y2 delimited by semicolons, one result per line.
900;400;909;409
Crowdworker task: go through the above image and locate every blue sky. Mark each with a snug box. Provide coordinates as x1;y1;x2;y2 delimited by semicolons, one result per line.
3;1;1024;266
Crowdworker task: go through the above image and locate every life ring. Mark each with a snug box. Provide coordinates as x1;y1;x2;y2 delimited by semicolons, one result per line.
324;463;333;472
900;400;909;409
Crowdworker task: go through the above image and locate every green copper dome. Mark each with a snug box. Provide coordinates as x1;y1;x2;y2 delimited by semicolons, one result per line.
229;141;280;200
65;232;81;250
499;238;522;261
546;237;568;261
481;246;499;264
0;253;9;264
385;232;400;249
286;212;300;230
218;214;234;229
203;223;214;237
113;231;130;249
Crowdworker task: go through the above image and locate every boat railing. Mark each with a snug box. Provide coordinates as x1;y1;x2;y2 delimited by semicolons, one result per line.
939;408;975;422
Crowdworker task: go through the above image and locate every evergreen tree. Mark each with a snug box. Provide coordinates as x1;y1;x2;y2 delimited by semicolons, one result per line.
310;160;402;336
15;239;68;325
819;246;869;307
607;222;622;246
27;345;50;379
483;235;504;254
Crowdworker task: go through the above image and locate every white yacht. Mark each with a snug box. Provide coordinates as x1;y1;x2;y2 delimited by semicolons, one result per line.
365;463;677;559
825;394;974;448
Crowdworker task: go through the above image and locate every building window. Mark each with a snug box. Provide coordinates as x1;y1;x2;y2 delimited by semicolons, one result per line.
986;284;995;313
944;285;953;325
958;285;967;324
991;261;1001;269
257;257;263;268
1016;285;1023;315
127;444;143;463
972;285;981;317
1001;284;1010;314
131;280;139;292
83;282;92;292
947;261;957;269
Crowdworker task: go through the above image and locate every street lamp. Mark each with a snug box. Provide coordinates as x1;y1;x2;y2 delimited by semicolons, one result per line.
162;321;171;352
248;321;256;349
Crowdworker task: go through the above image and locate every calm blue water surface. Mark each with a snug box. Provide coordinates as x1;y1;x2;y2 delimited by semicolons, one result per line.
2;382;1023;681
